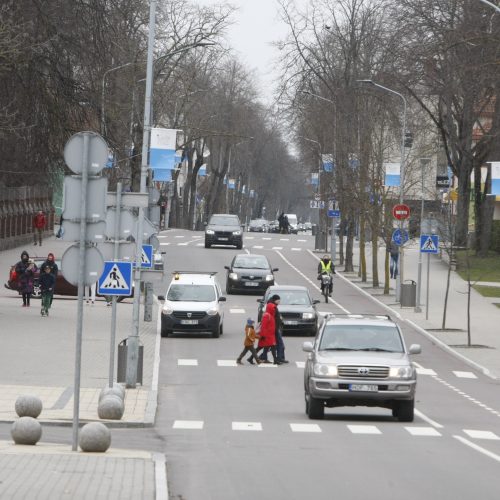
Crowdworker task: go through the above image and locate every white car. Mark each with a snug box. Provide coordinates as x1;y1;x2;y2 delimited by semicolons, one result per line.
160;272;226;338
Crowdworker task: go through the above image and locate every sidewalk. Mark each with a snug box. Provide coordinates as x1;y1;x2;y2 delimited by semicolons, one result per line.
337;238;500;379
0;234;165;498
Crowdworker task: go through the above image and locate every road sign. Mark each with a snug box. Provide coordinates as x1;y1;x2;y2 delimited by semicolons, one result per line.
420;234;439;253
61;245;104;286
141;244;153;269
105;208;136;239
62;176;108;221
328;209;341;218
61;220;106;243
310;200;325;209
98;261;133;296
392;228;409;246
392;204;411;220
98;242;136;262
314;193;321;201
64;132;109;176
106;192;149;208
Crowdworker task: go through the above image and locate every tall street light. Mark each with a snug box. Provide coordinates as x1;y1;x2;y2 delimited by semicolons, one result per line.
357;79;407;302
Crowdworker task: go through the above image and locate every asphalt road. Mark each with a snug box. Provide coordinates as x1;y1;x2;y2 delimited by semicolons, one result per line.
155;229;500;500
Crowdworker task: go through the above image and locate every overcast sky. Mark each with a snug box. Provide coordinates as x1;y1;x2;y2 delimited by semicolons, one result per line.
194;0;303;104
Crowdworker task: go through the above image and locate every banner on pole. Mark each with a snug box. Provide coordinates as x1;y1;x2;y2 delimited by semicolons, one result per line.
150;128;177;174
489;162;500;196
322;154;334;172
384;162;400;187
311;172;319;186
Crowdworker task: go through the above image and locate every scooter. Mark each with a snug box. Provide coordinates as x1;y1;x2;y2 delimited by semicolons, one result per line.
320;272;332;303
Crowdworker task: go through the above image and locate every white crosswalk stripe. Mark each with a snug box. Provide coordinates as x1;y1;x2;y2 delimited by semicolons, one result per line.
272;247;283;250
173;420;203;429
178;359;198;366
405;427;442;437
230;308;246;313
453;371;477;379
347;425;381;435
463;430;500;440
217;360;237;367
290;423;321;433
232;422;262;431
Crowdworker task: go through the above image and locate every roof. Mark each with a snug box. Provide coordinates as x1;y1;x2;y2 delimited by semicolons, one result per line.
323;314;396;327
170;272;218;286
267;285;308;291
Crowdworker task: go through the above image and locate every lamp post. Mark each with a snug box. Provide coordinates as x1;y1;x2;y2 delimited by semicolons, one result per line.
357;79;407;302
478;0;500;13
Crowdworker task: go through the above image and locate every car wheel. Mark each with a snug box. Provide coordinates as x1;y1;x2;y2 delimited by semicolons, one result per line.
161;327;172;338
306;394;324;419
212;324;221;338
395;399;414;422
236;242;243;249
204;240;211;248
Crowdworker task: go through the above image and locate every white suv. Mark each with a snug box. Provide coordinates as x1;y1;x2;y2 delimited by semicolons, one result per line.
160;272;226;338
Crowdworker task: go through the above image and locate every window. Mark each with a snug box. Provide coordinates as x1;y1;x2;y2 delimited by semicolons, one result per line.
319;325;403;352
233;256;269;269
209;216;240;226
167;285;216;302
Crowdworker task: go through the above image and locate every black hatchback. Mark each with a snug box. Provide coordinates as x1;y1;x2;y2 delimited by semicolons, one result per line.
225;254;278;294
257;285;320;336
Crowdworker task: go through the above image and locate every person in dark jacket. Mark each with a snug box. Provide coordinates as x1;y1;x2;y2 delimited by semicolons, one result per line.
388;241;399;279
247;302;279;365
15;251;37;307
39;265;55;316
41;253;58;304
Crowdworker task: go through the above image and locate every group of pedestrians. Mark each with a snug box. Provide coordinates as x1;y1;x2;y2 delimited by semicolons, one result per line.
236;294;288;366
277;213;290;234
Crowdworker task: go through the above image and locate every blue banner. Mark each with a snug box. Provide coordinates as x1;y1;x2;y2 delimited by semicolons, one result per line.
322;154;334;172
384;162;400;187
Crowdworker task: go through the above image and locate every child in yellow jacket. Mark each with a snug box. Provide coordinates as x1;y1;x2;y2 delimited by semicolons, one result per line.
236;318;262;365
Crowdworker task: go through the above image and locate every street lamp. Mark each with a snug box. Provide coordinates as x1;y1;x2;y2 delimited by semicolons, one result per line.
357;79;407;302
478;0;500;13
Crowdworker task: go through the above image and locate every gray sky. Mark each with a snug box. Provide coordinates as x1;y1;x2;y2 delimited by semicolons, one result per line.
194;0;299;103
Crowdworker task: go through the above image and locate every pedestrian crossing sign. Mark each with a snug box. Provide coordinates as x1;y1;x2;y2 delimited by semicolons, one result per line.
141;244;153;269
98;261;133;296
420;234;439;254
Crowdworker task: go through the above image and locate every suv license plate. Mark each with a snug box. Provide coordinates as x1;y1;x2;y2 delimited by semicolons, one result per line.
349;384;378;392
181;319;198;325
245;282;259;286
218;237;228;241
284;320;298;325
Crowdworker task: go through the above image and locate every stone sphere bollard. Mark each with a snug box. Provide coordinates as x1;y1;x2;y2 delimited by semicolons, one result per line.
11;416;42;445
99;384;125;403
15;395;43;418
79;422;111;452
97;394;125;420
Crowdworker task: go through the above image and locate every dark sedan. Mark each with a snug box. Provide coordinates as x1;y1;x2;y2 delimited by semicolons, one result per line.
225;254;278;294
248;219;269;232
257;285;320;336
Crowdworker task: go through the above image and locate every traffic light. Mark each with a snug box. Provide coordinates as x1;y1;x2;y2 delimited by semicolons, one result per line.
404;131;413;148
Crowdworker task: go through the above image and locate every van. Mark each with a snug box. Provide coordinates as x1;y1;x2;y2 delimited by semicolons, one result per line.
285;214;298;234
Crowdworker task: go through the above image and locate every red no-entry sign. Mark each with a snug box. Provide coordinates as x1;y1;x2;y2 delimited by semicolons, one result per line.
392;204;411;220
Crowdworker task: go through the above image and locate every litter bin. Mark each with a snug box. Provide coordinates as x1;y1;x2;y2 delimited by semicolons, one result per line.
117;339;143;385
400;280;416;307
315;231;326;251
311;224;318;236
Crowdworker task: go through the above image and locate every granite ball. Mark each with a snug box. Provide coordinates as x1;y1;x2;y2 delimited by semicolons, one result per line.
15;395;43;418
99;385;125;402
97;394;125;420
11;417;42;445
79;422;111;452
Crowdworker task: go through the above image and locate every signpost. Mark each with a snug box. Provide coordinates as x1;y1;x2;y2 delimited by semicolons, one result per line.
392;228;409;246
420;234;440;320
392;203;411;303
392;204;411;220
327;199;340;263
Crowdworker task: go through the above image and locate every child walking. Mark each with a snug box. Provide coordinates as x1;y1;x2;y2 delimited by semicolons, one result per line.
40;265;55;316
236;318;262;365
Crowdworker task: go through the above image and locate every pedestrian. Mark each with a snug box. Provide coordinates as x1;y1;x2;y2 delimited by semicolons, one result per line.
278;212;285;233
15;251;37;307
248;300;279;365
85;282;97;305
33;210;46;246
39;265;55;316
41;252;58;303
236;318;262;365
388;241;399;279
258;294;288;364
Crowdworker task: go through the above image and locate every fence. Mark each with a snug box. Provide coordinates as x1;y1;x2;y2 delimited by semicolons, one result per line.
0;185;55;250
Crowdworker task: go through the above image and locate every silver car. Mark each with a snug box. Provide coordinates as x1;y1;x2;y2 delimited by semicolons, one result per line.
303;314;421;421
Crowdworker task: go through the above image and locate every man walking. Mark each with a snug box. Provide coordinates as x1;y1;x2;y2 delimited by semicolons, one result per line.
33;210;46;246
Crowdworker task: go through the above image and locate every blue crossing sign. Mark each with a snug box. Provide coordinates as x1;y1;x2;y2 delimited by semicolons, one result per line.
98;261;133;296
420;234;439;253
141;244;153;269
392;228;409;246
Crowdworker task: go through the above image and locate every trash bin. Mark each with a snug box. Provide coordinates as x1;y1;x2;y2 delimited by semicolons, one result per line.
311;224;318;236
117;339;143;385
315;231;326;251
400;280;416;307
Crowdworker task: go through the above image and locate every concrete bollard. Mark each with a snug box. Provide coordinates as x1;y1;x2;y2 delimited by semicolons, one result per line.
98;384;125;403
97;394;125;420
11;416;42;445
79;422;111;452
15;395;43;419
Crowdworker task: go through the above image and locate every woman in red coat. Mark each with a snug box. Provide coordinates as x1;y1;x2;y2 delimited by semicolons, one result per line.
248;302;280;365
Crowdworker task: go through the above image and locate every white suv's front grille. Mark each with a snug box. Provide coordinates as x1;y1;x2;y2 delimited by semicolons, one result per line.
337;365;389;379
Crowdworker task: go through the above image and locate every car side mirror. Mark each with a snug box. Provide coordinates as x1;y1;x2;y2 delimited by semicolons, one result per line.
302;341;314;352
272;268;279;272
313;299;320;305
409;344;421;355
157;295;165;301
224;266;230;270
218;296;227;302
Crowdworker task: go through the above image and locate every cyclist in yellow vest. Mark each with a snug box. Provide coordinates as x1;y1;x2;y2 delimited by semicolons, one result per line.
317;255;335;295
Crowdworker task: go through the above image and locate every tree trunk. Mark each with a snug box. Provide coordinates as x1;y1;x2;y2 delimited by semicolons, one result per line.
455;166;471;247
372;234;379;288
344;215;355;272
359;212;366;281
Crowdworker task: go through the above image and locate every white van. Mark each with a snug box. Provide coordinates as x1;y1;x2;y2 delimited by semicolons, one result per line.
285;214;298;234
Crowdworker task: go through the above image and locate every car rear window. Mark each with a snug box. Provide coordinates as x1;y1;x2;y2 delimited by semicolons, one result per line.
209;216;240;226
167;284;216;302
319;325;403;352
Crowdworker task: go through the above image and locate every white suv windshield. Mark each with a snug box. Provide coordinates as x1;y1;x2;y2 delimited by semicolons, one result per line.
209;216;239;226
167;284;216;302
319;325;403;352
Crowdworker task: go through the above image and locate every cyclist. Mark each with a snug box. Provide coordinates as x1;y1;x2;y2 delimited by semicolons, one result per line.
317;255;335;296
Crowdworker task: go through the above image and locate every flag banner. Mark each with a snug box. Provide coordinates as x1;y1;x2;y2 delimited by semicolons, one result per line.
174;150;183;165
228;178;236;189
198;164;207;177
241;184;246;194
223;175;227;185
322;154;334;172
311;172;319;185
250;189;255;198
384;162;400;187
349;157;359;169
490;162;500;196
153;169;172;182
150;128;177;172
106;149;116;168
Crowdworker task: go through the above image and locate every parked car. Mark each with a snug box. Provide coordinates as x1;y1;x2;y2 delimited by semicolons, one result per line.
304;222;313;232
225;254;278;294
204;214;243;249
248;219;269;232
297;223;306;232
159;271;226;338
268;220;280;233
302;313;421;421
257;285;320;336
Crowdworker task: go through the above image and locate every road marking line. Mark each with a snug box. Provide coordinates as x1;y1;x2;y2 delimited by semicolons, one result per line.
174;235;185;238
230;308;246;313
253;245;264;249
217;360;237;367
258;363;277;368
272;247;283;250
453;371;478;379
298;239;307;242
347;425;381;435
280;238;289;241
196;243;203;246
275;250;349;313
178;359;198;366
291;248;301;251
405;426;442;437
178;243;188;246
160;242;170;246
463;430;500;440
454;435;500;463
153;453;169;500
232;422;262;431
173;420;204;429
246;236;255;239
295;361;305;368
290;423;321;433
414;409;444;428
416;368;437;375
157;235;167;239
263;237;271;240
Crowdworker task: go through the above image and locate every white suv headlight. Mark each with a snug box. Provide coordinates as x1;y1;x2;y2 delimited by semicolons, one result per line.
265;274;274;281
162;306;173;315
228;273;238;280
207;308;219;316
206;229;214;235
389;366;414;379
232;230;241;235
302;312;315;319
313;363;338;377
